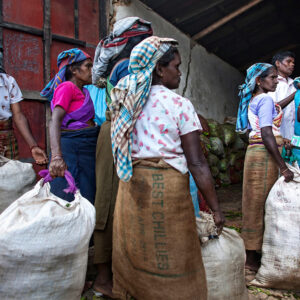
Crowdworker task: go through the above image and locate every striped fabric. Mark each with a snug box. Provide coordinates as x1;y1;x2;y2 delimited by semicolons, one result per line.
92;17;153;86
40;48;91;101
110;36;178;182
236;63;273;133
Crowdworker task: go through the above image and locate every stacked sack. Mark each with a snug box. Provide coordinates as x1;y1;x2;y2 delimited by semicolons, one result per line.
199;116;247;187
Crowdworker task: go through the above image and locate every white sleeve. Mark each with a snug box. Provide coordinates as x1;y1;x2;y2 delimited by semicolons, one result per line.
8;75;23;104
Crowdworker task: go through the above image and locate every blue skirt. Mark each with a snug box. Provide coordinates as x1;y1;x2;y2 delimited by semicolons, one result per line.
50;126;99;204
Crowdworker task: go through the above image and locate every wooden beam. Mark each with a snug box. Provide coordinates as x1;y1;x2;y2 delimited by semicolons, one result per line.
74;0;79;39
0;0;3;49
22;90;48;102
174;0;224;25
0;21;91;46
99;0;108;40
192;0;263;40
43;0;51;85
43;0;51;156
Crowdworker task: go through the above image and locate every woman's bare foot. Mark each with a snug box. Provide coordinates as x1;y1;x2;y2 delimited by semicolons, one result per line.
93;262;114;298
93;280;114;298
245;250;261;272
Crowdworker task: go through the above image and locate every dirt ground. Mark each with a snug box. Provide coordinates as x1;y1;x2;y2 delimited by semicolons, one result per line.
82;184;300;300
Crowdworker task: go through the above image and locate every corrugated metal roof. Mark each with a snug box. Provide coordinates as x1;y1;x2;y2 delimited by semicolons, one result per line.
140;0;300;75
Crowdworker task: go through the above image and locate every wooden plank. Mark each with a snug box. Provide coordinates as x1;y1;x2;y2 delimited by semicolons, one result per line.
192;0;263;40
174;0;224;25
22;90;48;101
0;21;91;46
74;0;79;39
43;0;51;156
99;0;108;40
43;0;51;85
0;0;3;49
1;21;43;36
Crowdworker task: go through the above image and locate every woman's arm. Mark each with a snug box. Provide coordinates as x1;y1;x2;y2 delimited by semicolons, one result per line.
49;106;67;177
261;126;293;182
181;130;225;232
277;92;296;109
298;104;300;122
11;102;48;164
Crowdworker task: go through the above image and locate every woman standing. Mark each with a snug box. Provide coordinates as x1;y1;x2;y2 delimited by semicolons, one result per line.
91;17;152;297
110;36;224;300
41;48;99;203
236;63;294;271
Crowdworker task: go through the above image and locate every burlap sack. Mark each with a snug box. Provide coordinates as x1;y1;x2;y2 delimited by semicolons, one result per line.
112;161;207;300
242;144;280;250
251;163;300;291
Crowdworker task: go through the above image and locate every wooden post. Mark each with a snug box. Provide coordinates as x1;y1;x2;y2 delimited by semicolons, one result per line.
0;0;3;49
43;0;51;155
99;0;108;40
74;0;79;39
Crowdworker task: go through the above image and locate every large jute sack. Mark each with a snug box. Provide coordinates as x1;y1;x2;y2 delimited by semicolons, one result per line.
196;212;248;300
0;171;96;300
112;160;207;300
251;163;300;291
0;155;36;214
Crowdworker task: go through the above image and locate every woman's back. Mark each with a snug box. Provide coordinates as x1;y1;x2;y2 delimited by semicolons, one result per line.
132;84;201;173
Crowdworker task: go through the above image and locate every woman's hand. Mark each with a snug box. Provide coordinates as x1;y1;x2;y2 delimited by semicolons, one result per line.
31;146;48;164
280;166;294;182
283;138;292;150
49;157;67;178
212;209;225;235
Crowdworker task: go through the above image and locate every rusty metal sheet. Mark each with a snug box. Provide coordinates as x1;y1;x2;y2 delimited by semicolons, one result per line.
51;0;75;38
3;0;43;29
79;0;99;45
3;29;44;91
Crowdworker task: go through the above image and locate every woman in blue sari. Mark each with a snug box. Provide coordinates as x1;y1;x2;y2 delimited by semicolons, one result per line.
41;48;99;204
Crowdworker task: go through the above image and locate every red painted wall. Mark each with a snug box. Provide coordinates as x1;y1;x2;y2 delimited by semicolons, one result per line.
3;30;44;91
2;0;101;176
3;0;44;29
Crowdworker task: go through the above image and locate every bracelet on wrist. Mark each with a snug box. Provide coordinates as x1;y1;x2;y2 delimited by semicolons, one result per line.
30;145;39;151
51;154;63;161
281;168;289;174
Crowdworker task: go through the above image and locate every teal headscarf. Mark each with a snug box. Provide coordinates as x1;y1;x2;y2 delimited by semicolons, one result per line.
236;63;273;133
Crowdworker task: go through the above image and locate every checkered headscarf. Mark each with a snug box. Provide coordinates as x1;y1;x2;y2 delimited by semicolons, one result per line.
110;36;178;182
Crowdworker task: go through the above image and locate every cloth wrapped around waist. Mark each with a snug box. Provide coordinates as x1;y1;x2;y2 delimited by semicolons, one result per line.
0;118;18;159
112;158;207;300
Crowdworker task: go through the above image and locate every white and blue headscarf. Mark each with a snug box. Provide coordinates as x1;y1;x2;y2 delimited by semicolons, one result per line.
236;63;273;133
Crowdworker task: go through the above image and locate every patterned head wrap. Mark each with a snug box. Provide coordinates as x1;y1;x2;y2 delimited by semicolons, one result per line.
110;36;178;182
40;48;91;101
236;63;273;133
92;17;153;86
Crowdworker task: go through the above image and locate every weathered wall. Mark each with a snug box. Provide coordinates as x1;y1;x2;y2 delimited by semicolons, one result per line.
112;0;243;122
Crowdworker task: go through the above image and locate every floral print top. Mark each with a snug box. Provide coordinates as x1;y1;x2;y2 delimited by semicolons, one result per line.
132;85;202;174
0;74;23;120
